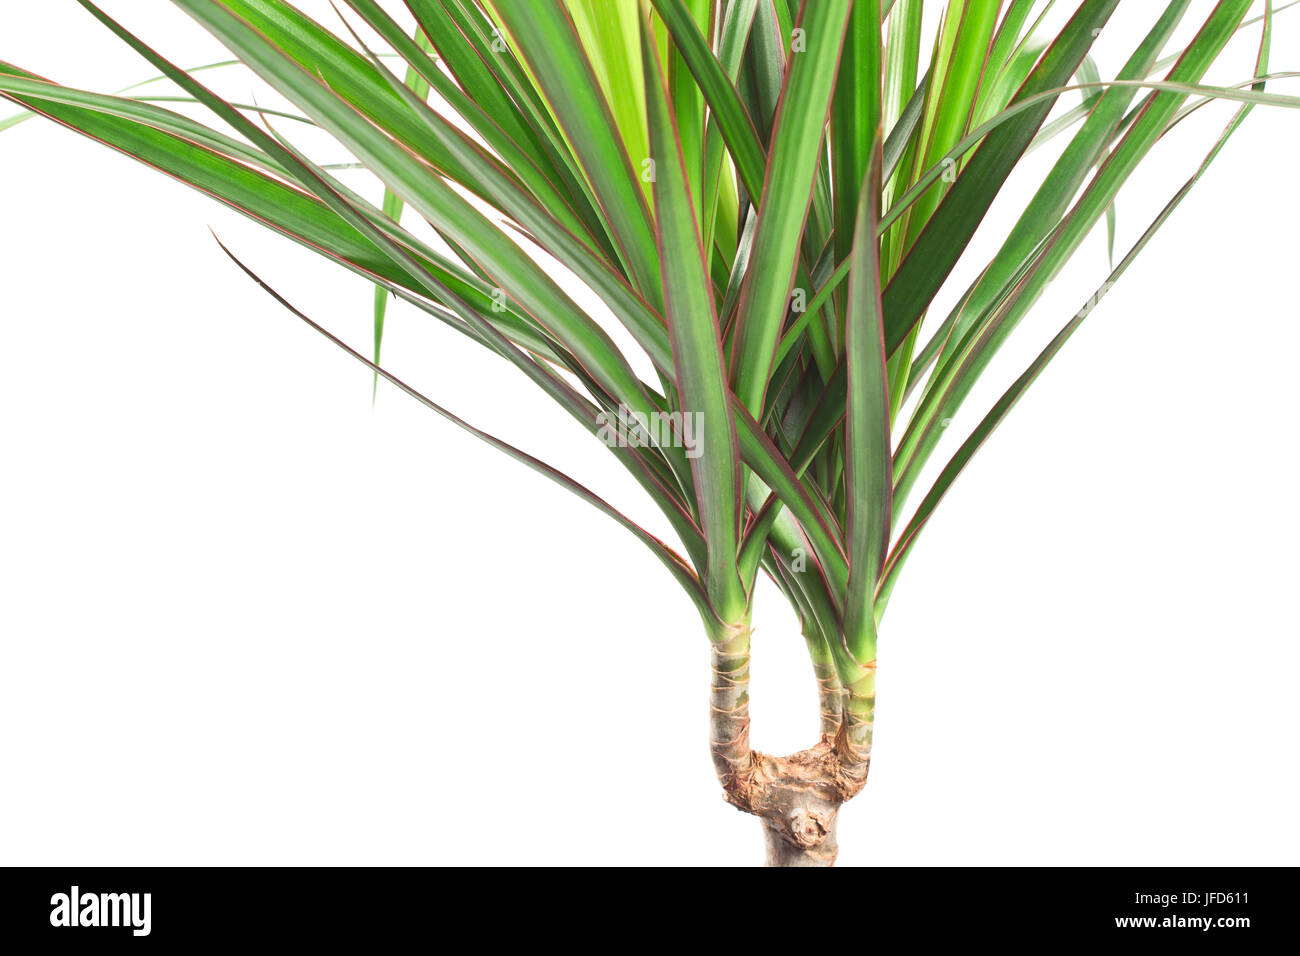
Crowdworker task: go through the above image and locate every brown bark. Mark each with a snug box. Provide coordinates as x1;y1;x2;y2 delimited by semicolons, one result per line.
762;811;839;867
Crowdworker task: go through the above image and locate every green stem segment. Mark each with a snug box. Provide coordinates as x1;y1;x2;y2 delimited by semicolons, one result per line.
839;666;876;769
804;628;843;738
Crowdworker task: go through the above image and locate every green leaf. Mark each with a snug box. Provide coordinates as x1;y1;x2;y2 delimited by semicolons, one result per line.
883;66;929;186
405;0;557;154
0;69;548;365
217;239;720;627
0;56;255;133
894;1;1195;490
743;0;786;142
736;408;849;603
0;65;711;574
730;0;853;416
881;0;1121;355
893;0;1263;515
701;0;758;256
842;142;890;662
332;3;674;390
563;0;651;202
666;0;710;228
832;0;883;266
879;68;1269;617
892;0;1001;250
484;0;663;306
171;0;660;428
652;0;766;202
642;18;746;621
371;24;433;394
403;0;598;225
882;0;922;136
343;2;599;245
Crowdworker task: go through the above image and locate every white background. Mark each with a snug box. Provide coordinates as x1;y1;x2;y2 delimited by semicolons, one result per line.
1;2;1298;867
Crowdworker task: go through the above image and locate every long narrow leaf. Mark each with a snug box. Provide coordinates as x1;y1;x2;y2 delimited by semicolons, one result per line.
842;143;891;661
485;0;663;305
879;86;1267;615
881;0;1120;355
730;0;853;415
642;18;746;621
216;239;719;626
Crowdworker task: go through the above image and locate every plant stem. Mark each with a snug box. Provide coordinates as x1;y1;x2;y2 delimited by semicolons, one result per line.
708;625;753;792
803;627;843;737
841;666;876;769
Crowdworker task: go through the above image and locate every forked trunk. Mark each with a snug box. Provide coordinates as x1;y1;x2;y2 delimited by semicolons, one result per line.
709;633;873;867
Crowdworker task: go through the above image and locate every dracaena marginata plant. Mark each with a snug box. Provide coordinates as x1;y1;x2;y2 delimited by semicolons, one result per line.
2;0;1296;865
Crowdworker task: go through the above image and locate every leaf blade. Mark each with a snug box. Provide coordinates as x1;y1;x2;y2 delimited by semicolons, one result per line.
842;142;891;660
730;0;854;415
643;21;746;619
